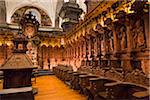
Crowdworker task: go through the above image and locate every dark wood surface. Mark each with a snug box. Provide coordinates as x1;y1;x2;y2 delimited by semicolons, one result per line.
3;69;33;89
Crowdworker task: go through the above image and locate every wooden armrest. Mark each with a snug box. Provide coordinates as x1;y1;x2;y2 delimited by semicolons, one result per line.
79;74;98;78
86;74;99;77
89;77;117;84
73;72;78;75
79;75;89;78
0;87;32;95
63;70;68;72
104;81;122;87
74;73;87;75
0;71;3;75
89;77;102;81
86;86;91;90
98;92;107;98
121;82;149;89
67;71;73;74
133;91;149;98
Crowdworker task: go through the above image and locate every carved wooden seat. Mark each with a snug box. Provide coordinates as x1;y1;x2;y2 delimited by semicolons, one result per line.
105;67;124;81
81;60;86;67
125;69;149;86
78;74;99;94
110;60;121;68
92;67;105;76
65;70;73;82
100;60;108;68
62;69;71;81
91;60;98;68
69;72;78;88
78;66;88;72
71;71;87;90
104;82;149;100
53;65;73;81
87;77;117;100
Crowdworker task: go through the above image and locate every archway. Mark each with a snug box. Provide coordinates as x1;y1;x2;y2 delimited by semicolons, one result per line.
11;6;52;27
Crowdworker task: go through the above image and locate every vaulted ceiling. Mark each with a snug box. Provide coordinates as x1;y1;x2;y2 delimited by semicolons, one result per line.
5;0;86;28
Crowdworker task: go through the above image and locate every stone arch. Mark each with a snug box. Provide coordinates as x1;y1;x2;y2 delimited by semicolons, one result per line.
6;2;53;25
11;6;52;27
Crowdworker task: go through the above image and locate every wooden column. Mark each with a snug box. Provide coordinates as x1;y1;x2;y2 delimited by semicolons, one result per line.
97;34;102;66
85;37;89;66
90;36;94;59
41;46;44;69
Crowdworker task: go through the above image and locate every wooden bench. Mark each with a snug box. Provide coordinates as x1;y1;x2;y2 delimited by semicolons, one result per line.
71;72;87;90
87;77;117;100
0;87;34;100
79;74;99;94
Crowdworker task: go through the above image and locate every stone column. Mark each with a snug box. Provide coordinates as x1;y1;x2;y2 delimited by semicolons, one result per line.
0;0;6;24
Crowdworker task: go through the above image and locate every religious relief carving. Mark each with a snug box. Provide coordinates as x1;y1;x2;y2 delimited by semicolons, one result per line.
129;1;147;49
101;35;105;58
95;24;104;64
24;25;35;38
115;11;127;51
104;18;114;53
131;19;146;49
104;28;114;52
119;24;127;50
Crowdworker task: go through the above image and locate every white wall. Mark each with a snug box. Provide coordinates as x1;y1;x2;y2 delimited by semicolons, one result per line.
5;0;58;27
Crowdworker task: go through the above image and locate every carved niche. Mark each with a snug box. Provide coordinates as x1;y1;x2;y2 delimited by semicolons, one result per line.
115;11;127;51
130;17;146;49
104;18;114;52
129;1;147;49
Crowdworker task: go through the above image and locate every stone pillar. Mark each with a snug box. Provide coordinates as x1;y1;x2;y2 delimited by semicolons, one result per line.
0;0;6;24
